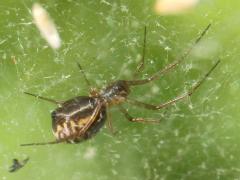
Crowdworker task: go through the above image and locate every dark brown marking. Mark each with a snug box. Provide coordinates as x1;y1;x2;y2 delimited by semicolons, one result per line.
51;96;106;142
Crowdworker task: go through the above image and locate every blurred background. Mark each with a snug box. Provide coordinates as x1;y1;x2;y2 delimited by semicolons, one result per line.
0;0;239;179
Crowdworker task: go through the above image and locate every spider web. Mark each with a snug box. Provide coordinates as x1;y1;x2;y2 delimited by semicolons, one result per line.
0;0;239;179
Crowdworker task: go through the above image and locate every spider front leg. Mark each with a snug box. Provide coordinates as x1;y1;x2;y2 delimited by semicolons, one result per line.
127;59;220;111
127;24;211;86
118;105;160;123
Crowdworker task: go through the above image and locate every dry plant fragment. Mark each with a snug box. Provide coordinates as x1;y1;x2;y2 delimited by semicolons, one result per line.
154;0;199;15
32;3;61;49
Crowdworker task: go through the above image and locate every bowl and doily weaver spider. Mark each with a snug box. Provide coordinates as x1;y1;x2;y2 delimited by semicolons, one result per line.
21;24;220;146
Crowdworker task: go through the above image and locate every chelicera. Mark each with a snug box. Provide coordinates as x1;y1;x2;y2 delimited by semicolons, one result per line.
21;24;220;146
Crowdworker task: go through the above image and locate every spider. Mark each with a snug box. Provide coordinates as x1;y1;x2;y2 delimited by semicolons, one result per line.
21;24;220;146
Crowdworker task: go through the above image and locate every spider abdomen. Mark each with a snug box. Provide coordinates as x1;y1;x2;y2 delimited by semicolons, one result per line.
51;96;106;143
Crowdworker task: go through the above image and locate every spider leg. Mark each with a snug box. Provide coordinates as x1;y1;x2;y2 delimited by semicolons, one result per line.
77;62;91;88
106;110;116;135
78;101;103;135
20;140;62;146
77;62;99;96
118;105;160;123
24;92;62;105
126;59;220;110
127;24;211;86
